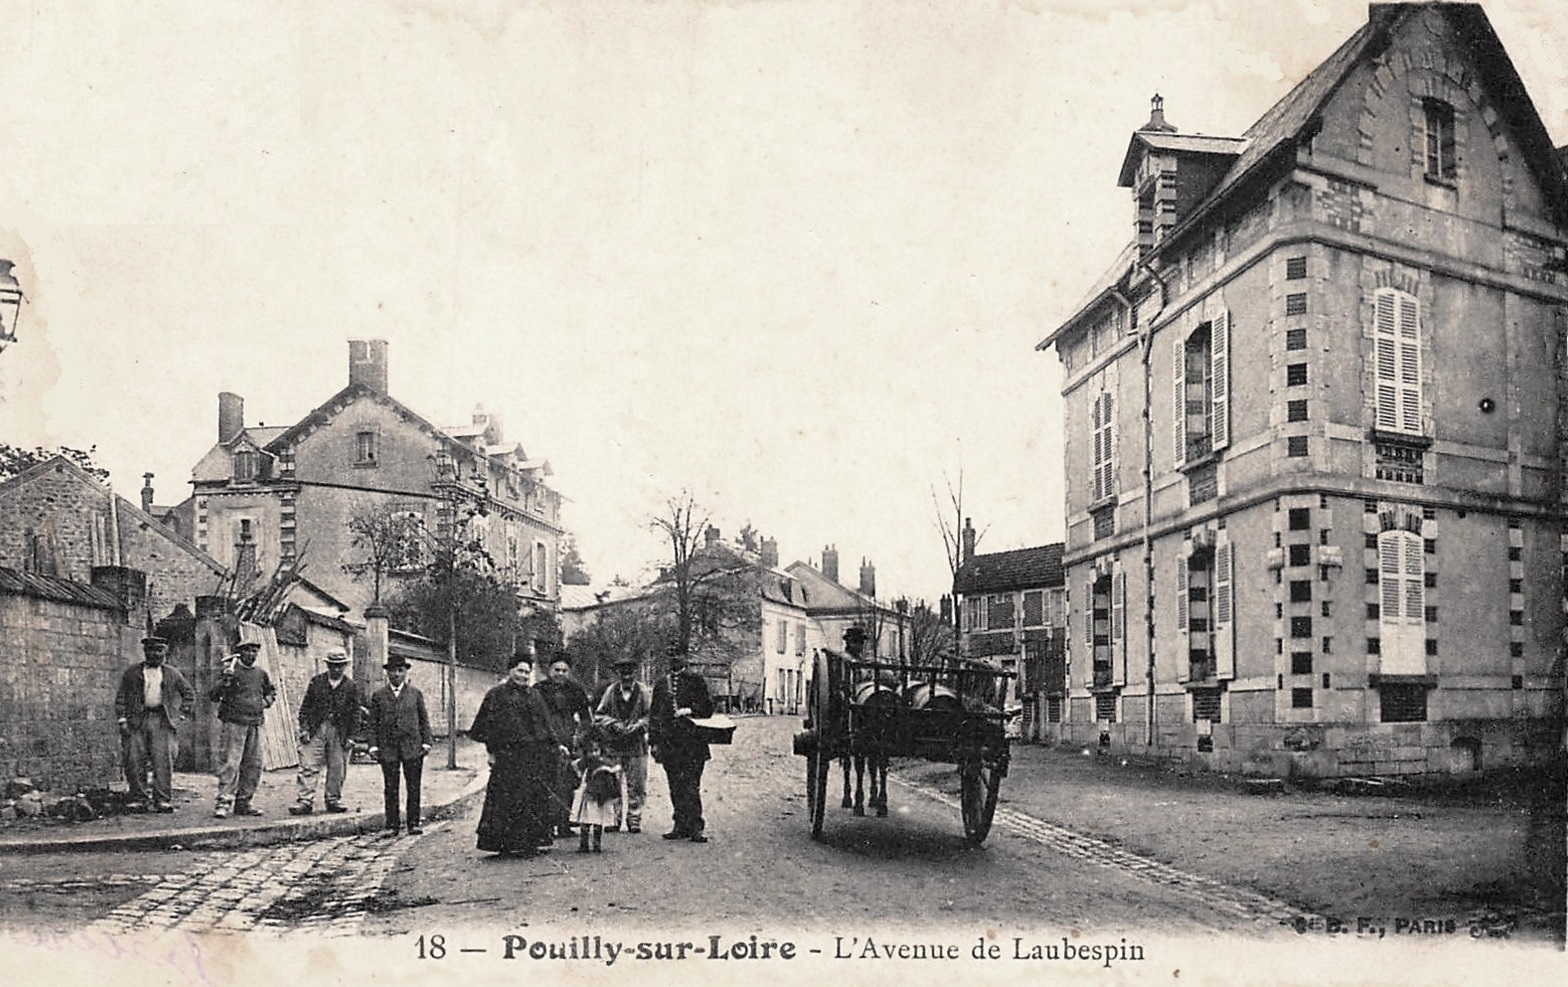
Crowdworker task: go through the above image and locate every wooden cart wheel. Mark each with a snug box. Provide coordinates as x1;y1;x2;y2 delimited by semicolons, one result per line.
959;759;1003;844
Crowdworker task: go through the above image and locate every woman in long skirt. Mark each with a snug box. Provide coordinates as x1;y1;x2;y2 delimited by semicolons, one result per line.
468;653;553;856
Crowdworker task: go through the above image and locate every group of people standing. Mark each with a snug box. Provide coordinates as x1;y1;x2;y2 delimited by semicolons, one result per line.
115;635;433;833
114;633;715;852
468;644;715;857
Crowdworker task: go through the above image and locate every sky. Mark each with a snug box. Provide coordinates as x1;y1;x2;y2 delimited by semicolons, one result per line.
0;0;1563;602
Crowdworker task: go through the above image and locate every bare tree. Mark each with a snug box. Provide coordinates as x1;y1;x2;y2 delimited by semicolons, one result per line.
342;505;425;605
932;470;986;646
648;491;755;658
906;599;955;665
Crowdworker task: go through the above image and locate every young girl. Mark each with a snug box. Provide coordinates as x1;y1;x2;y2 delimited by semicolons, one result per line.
570;729;625;853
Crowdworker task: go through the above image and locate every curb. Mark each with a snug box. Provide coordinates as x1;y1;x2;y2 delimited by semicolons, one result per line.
0;769;490;856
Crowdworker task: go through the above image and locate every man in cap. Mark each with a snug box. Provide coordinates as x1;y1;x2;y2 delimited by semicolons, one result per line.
593;655;652;833
113;635;196;812
648;644;715;842
367;654;433;836
289;648;364;815
210;639;277;818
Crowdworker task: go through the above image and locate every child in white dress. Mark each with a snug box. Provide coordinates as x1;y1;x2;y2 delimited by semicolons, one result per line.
570;730;625;853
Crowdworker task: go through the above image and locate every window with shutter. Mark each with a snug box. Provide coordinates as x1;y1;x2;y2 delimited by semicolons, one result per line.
1210;312;1230;451
1111;570;1126;686
1373;288;1423;436
1377;526;1426;674
1172;337;1186;467
1214;537;1234;679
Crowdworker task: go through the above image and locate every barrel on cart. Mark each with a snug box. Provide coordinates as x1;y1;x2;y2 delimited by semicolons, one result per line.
792;649;1012;844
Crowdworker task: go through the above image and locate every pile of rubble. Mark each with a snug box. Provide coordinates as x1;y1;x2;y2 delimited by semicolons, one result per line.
1;779;137;826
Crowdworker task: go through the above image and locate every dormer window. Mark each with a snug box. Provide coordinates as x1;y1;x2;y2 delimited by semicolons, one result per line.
1422;99;1456;182
355;430;378;466
233;450;258;481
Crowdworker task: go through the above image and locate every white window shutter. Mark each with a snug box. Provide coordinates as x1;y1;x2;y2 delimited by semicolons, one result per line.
1379;533;1403;619
1214;536;1234;679
1402;533;1425;625
1210;311;1230;451
1084;578;1094;650
1172;336;1187;467
1103;393;1115;498
1374;291;1399;431
1111;569;1126;684
1397;295;1422;434
1175;553;1189;682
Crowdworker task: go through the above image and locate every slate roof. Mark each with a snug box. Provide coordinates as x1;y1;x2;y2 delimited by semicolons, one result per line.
1117;132;1248;186
953;544;1064;595
0;565;126;610
1043;3;1568;349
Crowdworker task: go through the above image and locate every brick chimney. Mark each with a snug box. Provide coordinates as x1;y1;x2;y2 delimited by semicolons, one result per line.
704;526;720;550
141;473;155;512
822;545;839;583
859;558;876;598
218;392;244;443
349;339;389;393
961;517;976;564
759;537;778;569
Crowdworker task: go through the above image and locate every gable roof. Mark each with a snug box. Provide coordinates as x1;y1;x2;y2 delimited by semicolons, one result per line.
1176;3;1568;245
784;560;889;616
263;382;455;453
954;544;1064;595
0;455;226;575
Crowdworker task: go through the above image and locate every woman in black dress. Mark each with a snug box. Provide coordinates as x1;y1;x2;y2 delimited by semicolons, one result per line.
534;655;592;837
468;653;554;856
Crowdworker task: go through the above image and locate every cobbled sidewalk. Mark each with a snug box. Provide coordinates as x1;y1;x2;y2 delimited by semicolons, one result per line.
83;823;446;937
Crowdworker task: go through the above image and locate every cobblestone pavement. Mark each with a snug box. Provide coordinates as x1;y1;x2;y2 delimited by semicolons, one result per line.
78;824;447;937
893;774;1327;933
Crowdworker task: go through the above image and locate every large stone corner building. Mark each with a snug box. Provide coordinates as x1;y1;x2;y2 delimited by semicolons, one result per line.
1039;3;1566;776
178;339;565;618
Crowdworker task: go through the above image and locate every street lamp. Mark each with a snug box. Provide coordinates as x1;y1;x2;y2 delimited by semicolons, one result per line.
0;261;23;356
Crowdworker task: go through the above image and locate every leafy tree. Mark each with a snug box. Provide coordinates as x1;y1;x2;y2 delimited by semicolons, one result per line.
564;596;674;695
383;503;520;673
0;443;110;482
559;533;591;586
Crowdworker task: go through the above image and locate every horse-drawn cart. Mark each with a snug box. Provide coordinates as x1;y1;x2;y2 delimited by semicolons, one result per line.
792;649;1013;844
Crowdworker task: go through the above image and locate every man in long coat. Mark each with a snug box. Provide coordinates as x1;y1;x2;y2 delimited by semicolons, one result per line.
649;645;715;842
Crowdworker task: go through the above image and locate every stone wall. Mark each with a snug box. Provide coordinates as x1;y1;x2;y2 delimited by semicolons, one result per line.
0;580;138;792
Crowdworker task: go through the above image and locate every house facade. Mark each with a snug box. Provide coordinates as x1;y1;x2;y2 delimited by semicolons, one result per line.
560;538;906;716
1040;3;1566;776
0;455;227;622
179;340;565;619
951;524;1067;742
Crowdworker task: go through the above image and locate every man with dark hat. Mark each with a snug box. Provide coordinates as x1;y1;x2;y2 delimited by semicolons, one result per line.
649;644;715;842
113;635;195;812
211;639;277;819
594;654;652;833
367;654;433;836
289;648;363;815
